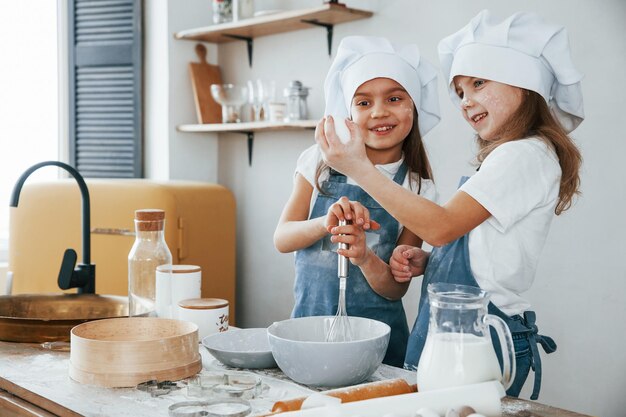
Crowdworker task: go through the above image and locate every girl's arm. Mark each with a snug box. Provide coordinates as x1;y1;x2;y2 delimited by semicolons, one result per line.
274;173;327;253
318;117;491;247
334;224;421;300
274;173;380;253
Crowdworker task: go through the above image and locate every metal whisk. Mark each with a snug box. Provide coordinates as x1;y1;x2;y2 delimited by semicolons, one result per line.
325;219;354;343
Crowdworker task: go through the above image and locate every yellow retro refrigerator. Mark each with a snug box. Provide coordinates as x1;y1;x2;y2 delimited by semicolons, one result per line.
8;179;237;323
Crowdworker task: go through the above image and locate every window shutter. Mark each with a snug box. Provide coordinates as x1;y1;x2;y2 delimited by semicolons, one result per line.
68;0;143;178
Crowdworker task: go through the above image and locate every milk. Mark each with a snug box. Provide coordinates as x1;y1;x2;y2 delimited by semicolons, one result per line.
417;333;502;391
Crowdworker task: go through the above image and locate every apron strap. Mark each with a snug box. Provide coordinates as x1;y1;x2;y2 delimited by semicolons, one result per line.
519;311;557;400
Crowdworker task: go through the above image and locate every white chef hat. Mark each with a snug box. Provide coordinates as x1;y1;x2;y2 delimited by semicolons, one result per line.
324;36;440;137
438;10;584;133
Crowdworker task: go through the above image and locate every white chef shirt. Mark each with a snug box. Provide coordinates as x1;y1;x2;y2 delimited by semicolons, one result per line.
460;138;561;316
295;144;437;235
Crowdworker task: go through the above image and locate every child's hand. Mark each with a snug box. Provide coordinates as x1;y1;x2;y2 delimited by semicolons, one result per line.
330;220;371;267
325;197;380;232
315;116;371;177
390;245;429;282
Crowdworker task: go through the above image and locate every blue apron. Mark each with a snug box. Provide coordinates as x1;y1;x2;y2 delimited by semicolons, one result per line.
293;165;410;368
404;176;557;400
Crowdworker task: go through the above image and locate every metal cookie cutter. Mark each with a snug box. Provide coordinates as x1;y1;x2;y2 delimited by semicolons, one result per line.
137;380;182;397
168;398;251;417
187;372;228;398
212;373;264;400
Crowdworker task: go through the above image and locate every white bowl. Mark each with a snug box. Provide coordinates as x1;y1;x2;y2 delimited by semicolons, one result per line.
202;328;277;369
267;316;390;387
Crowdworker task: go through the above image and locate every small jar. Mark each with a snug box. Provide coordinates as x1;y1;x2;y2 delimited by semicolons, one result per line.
212;0;233;24
128;209;172;317
283;80;310;121
178;298;229;341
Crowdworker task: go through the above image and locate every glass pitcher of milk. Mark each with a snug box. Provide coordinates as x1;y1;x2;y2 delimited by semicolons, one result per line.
417;283;515;391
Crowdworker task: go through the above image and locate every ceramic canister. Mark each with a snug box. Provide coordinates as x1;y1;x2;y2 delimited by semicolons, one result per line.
177;298;229;340
156;265;202;319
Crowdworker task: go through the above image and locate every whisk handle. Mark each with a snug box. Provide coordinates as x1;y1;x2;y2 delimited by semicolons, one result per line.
338;219;349;278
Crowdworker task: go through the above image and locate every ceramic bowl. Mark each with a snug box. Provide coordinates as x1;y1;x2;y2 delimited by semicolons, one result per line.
267;316;390;387
202;328;277;369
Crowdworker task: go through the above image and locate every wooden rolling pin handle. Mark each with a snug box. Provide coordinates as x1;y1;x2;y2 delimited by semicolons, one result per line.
270;378;416;414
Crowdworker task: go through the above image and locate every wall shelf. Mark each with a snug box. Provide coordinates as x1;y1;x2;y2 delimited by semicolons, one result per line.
177;120;318;165
174;3;373;65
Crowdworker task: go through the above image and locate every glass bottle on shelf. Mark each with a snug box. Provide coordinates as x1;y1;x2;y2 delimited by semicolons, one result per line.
128;209;172;317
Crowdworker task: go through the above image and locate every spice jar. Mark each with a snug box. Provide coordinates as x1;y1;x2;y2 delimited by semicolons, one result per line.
212;0;233;24
128;209;172;317
283;80;310;121
177;298;229;340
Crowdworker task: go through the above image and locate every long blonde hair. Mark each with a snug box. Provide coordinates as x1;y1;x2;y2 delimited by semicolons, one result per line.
476;90;581;215
315;108;433;193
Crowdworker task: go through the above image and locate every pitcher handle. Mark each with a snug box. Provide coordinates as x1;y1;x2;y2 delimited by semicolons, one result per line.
484;314;516;390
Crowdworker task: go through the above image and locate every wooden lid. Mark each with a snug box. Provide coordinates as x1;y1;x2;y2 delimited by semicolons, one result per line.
134;209;165;221
135;209;165;231
156;265;201;274
178;298;228;310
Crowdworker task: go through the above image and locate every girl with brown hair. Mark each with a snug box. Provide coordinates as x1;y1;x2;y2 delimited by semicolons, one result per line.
317;10;583;399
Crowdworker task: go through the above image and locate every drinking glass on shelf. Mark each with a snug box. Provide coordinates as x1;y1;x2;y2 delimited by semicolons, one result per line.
247;79;266;122
262;80;277;122
210;84;248;123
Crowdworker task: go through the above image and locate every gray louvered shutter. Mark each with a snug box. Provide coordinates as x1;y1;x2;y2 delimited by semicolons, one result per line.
68;0;143;178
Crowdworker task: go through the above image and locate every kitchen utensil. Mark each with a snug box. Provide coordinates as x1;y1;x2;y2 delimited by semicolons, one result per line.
417;283;515;391
202;328;277;369
267;315;390;387
270;378;416;413
168;398;251;417
210;84;249;123
69;317;202;388
266;380;504;417
0;294;146;343
189;44;223;124
325;219;353;343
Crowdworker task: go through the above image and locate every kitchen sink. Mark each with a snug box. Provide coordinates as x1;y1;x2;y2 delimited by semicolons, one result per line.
0;294;143;343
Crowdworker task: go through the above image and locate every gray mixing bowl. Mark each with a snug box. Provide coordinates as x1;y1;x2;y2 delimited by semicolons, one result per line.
202;328;277;369
267;316;390;387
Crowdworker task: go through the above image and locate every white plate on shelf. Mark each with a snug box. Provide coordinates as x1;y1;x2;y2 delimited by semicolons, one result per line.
253;9;284;17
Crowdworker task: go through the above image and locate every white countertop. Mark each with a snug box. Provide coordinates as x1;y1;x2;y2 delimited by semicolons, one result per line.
0;340;415;417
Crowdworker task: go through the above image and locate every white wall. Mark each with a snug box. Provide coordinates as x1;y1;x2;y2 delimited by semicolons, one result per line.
150;1;626;415
145;0;221;182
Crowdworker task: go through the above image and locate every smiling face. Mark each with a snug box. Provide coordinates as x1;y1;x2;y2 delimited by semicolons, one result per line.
453;76;524;141
350;77;415;164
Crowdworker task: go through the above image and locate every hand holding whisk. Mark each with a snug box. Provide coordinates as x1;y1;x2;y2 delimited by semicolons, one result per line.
326;219;354;343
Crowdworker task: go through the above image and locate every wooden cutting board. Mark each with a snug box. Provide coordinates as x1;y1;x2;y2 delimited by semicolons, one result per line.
189;43;223;124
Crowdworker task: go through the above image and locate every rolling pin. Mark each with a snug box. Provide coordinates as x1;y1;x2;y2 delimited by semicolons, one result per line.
263;378;417;415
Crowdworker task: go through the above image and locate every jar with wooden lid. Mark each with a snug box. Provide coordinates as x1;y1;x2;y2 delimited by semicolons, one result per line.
128;209;172;317
177;298;229;340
